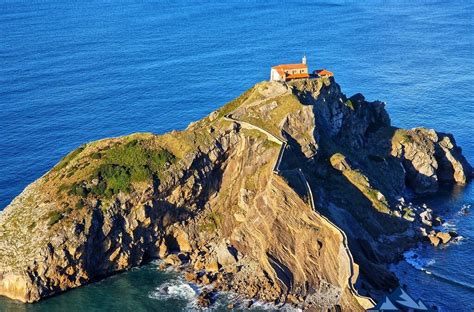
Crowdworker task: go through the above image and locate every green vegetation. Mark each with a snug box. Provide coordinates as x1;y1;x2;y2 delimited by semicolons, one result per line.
68;139;176;198
75;199;85;209
344;100;354;110
70;183;87;197
90;152;102;159
239;93;301;140
52;145;85;172
393;129;413;144
262;139;280;149
245;175;257;190
199;211;222;232
217;86;256;118
47;211;63;226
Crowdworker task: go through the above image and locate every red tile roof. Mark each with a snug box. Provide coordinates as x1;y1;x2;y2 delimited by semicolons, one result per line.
272;63;308;78
315;69;334;77
272;63;308;70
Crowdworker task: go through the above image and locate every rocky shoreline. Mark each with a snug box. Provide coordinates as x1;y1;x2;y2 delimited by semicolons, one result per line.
0;77;471;310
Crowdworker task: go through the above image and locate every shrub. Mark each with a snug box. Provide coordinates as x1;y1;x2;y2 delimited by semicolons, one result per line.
90;181;107;196
345;100;354;110
90;152;102;159
48;211;63;226
95;164;132;195
69;183;88;197
75;199;84;209
149;149;175;173
68;140;176;198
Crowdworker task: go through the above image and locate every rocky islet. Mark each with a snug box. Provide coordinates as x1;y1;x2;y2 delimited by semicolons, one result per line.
0;77;471;310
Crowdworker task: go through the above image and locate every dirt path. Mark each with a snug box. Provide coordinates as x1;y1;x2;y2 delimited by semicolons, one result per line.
223;113;375;309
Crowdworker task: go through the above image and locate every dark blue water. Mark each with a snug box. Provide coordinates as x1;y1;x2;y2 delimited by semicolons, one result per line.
0;1;472;311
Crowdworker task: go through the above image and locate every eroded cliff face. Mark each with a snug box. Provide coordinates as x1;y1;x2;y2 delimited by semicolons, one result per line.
0;77;471;310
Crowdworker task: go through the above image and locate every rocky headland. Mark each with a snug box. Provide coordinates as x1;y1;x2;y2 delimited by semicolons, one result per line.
0;77;471;310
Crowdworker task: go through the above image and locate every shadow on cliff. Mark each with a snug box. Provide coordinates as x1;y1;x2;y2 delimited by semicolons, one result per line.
280;129;407;293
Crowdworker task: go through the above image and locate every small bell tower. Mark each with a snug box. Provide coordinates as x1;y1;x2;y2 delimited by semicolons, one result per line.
302;54;307;65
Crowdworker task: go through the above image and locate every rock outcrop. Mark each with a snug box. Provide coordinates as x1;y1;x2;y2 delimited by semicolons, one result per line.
389;128;472;193
0;77;471;310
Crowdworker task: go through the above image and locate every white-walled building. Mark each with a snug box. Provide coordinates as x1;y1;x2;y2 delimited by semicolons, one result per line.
270;56;309;82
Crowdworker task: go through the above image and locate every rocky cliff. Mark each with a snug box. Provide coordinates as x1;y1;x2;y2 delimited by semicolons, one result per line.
0;77;471;310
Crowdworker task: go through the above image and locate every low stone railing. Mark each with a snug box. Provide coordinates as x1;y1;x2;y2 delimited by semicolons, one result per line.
223;112;375;309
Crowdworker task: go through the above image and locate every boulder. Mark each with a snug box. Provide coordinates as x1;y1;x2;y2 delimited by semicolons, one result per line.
419;209;433;227
184;271;198;283
196;290;214;308
436;232;451;244
433;216;443;226
171;228;192;252
164;254;182;266
215;242;238;266
329;153;352;172
428;235;440;247
158;240;168;258
205;259;220;273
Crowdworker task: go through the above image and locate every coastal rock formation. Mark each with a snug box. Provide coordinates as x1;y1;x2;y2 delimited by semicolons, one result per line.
389;128;472;193
0;77;471;309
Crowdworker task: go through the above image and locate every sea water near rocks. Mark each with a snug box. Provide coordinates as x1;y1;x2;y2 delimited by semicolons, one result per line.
0;1;472;311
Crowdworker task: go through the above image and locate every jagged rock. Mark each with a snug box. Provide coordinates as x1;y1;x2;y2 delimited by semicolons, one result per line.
158;240;168;258
329;153;352;172
215;242;238;266
0;77;470;312
170;228;192;253
197;290;214;308
205;259;220;273
436;232;451;244
449;231;458;238
391;128;472;193
164;254;182;266
419;209;433;227
428;235;441;247
433;216;443;226
419;227;428;237
184;271;198;283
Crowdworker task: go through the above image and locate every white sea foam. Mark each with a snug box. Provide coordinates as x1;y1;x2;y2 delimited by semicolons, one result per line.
149;280;303;311
148;278;199;306
403;249;435;271
457;203;471;216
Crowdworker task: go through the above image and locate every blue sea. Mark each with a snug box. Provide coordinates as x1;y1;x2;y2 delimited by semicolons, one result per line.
0;1;472;311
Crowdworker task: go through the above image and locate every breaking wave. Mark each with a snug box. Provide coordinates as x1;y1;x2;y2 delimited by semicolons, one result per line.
147;277;302;311
403;249;435;271
148;278;200;309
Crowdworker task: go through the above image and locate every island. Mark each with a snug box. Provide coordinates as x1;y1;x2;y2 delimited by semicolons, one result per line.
0;76;471;311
